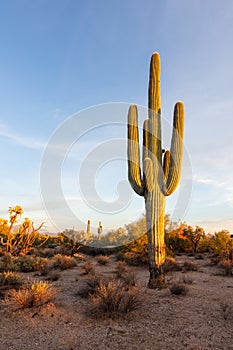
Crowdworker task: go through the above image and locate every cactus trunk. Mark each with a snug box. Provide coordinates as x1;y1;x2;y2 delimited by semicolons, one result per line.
127;52;185;288
87;219;91;235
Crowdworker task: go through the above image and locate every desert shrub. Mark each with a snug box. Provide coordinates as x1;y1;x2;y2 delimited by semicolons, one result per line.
198;234;212;253
208;255;221;265
27;247;40;256
0;271;24;287
218;259;233;276
77;274;102;298
46;271;60;281
52;254;76;270
116;261;127;278
82;261;95;275
96;255;110;265
165;224;191;254
34;258;51;276
162;257;182;273
90;279;140;317
15;256;38;272
210;230;233;259
79;246;112;257
54;245;72;256
122;272;137;289
39;248;56;258
182;226;205;254
183;261;198;271
7;281;55;308
118;234;148;266
0;253;16;272
170;282;187;295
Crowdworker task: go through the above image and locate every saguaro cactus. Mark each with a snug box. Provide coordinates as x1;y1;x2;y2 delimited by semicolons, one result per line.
98;221;103;240
87;219;91;235
127;52;185;288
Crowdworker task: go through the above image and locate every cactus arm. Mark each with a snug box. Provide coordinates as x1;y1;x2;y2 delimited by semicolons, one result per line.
143;119;149;160
144;157;155;193
127;104;145;196
162;101;185;196
162;150;170;184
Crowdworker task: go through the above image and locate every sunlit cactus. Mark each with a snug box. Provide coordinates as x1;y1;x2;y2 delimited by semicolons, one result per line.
127;52;185;288
87;219;91;234
98;221;103;240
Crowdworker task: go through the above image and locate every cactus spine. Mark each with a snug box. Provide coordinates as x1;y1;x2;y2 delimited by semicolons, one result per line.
127;52;185;288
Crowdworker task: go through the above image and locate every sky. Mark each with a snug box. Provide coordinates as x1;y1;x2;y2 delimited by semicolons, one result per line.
0;0;233;234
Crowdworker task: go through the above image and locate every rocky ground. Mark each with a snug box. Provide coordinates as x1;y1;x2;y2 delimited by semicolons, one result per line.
0;254;233;350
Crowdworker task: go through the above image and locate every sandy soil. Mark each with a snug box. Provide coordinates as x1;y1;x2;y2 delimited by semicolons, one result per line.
0;254;233;350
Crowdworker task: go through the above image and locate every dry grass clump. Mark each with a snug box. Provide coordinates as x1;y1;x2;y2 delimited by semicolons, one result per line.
82;261;95;275
116;261;127;278
183;261;198;271
77;274;102;298
97;255;110;265
122;272;137;289
162;257;182;273
0;271;24;287
52;254;76;270
90;278;140;317
170;282;188;295
218;259;233;276
7;281;55;308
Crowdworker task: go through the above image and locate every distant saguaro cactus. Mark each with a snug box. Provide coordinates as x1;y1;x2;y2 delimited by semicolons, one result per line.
127;52;185;288
98;221;103;240
87;219;91;235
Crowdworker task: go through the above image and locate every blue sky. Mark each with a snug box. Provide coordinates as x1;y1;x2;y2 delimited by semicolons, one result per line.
0;0;233;234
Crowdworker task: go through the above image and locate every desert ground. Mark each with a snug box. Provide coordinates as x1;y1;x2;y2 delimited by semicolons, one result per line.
0;254;233;350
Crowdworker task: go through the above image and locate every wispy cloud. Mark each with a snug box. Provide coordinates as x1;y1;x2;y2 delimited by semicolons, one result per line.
0;124;46;150
193;174;226;188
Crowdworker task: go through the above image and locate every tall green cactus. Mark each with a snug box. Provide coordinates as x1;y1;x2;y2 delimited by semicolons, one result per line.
127;52;185;288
